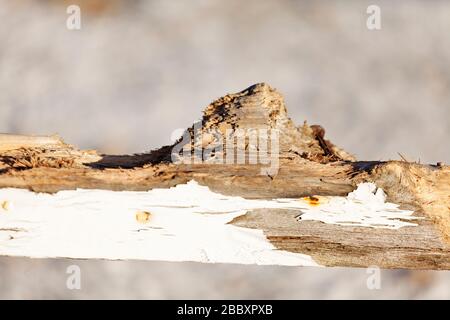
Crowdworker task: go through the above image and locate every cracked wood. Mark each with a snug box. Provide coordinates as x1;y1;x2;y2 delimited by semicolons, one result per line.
0;83;448;269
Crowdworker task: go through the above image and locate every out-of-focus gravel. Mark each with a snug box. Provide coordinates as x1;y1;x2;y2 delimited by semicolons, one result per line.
0;258;449;299
0;0;449;299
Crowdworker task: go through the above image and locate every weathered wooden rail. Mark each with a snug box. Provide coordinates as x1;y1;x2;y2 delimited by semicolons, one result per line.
0;83;448;269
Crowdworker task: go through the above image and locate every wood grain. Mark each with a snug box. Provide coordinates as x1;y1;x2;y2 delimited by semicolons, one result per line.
0;83;448;269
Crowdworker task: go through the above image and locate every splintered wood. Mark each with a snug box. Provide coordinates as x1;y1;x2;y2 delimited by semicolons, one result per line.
0;83;448;269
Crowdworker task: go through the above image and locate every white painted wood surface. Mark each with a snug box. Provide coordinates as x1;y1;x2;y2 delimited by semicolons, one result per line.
0;181;419;266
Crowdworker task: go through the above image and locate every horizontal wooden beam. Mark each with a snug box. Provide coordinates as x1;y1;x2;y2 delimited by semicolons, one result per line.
0;83;448;269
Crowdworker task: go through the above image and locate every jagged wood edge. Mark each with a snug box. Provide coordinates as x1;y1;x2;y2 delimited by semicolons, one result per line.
0;136;448;269
0;81;448;269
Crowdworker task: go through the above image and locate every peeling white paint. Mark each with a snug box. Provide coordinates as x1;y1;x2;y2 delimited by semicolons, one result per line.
0;181;420;265
296;183;421;228
0;181;318;266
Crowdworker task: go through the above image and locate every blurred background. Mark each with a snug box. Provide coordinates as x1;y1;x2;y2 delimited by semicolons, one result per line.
0;0;449;299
